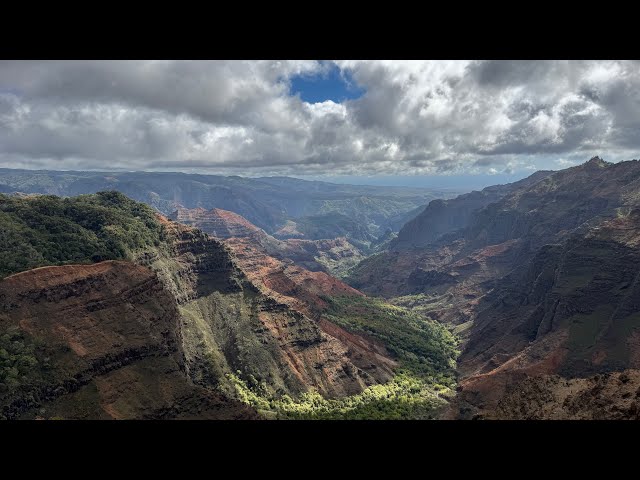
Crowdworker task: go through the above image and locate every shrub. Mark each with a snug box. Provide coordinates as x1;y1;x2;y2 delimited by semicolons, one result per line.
0;191;166;279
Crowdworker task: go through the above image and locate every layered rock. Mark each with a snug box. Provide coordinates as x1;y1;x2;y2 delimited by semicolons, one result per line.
169;207;262;239
143;218;396;400
450;210;640;418
0;261;255;419
170;206;364;277
349;157;640;419
350;158;640;316
0;192;429;420
393;170;553;249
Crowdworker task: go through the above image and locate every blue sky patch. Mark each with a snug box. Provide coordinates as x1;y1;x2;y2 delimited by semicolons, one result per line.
290;62;365;104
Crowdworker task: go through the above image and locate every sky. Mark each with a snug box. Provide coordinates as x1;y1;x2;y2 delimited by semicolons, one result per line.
0;60;639;187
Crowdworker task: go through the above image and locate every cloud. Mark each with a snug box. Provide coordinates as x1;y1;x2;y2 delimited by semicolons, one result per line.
0;60;640;176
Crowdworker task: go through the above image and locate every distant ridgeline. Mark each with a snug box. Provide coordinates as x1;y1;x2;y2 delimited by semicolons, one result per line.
0;169;458;245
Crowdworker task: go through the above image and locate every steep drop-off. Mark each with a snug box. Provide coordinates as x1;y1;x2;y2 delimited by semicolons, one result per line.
0;261;256;419
2;192;459;419
145;217;396;401
451;209;640;418
350;158;640;314
0;192;382;417
169;206;365;277
349;157;640;419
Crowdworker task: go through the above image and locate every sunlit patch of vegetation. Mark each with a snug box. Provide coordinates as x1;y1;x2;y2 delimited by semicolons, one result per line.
228;372;452;420
227;295;459;419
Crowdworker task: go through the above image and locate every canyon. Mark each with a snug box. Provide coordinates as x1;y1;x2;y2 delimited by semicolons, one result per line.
351;157;640;419
1;191;452;419
2;157;640;419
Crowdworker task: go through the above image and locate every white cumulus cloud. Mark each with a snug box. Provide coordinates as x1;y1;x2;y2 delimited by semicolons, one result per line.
0;60;639;176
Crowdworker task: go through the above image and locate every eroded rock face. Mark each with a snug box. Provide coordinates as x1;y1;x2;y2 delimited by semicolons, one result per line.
0;204;399;419
448;209;640;419
393;170;553;250
351;159;640;303
490;370;640;420
169;207;263;239
143;218;396;401
0;261;256;420
348;158;640;418
169;206;365;277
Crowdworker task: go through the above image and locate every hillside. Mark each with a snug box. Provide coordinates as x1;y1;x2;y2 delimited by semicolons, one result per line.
349;158;640;302
168;206;365;277
0;192;457;419
451;209;640;418
0;191;165;279
393;170;553;249
348;157;640;419
0;261;257;420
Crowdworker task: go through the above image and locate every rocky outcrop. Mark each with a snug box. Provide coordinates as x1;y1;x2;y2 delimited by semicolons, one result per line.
0;261;256;419
143;218;396;401
393;170;553;249
490;370;640;420
222;235;364;318
169;206;365;277
169;207;263;239
448;209;640;418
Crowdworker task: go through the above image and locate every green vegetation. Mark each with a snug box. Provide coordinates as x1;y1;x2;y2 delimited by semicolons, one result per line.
343;252;390;287
0;191;166;279
314;256;361;279
0;190;460;419
0;328;40;394
452;320;474;336
315;196;427;237
313;248;365;279
227;295;459;419
294;212;374;242
389;292;455;318
228;372;451;420
323;295;458;385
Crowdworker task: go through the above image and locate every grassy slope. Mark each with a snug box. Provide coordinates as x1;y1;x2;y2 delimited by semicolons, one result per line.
323;296;458;383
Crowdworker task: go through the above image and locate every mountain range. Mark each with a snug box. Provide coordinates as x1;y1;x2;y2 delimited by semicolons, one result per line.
0;191;455;419
0;169;457;246
2;157;640;419
349;156;640;419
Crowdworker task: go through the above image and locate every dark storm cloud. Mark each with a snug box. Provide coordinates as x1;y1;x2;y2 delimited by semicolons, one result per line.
467;60;563;88
473;157;508;167
1;60;640;176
